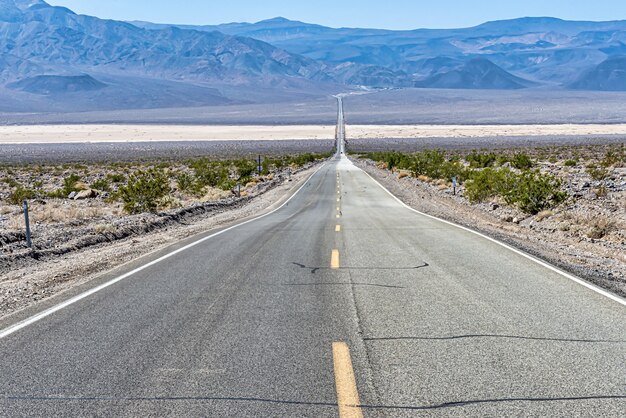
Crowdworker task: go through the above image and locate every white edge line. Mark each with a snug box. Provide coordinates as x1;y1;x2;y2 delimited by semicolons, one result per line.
350;157;626;307
0;163;328;340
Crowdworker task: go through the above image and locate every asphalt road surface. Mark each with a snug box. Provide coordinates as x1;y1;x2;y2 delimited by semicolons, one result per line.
0;99;625;417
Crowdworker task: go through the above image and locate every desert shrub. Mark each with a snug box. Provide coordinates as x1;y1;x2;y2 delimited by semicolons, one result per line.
90;178;111;192
366;151;412;171
586;164;609;181
511;153;534;170
118;169;170;214
62;174;82;195
601;149;621;168
107;173;126;183
218;178;237;191
233;159;258;178
8;185;38;205
512;171;567;215
585;216;615;239
464;168;508;203
465;168;566;214
190;159;230;189
46;173;83;198
176;173;204;197
2;177;20;188
564;159;578;167
466;152;497;168
366;150;468;182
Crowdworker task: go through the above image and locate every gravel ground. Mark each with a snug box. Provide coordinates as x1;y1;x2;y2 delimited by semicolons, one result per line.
352;157;626;299
0;163;322;320
0;139;336;164
347;135;626;153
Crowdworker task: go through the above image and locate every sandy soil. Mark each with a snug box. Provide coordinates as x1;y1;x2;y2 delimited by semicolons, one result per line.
0;125;335;144
346;124;626;139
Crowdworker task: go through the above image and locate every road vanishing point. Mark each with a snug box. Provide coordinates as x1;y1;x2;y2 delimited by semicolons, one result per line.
0;97;625;417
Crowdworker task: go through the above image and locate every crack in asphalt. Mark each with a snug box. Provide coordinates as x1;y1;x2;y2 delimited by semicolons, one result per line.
283;282;406;289
363;334;626;344
292;262;429;274
3;394;625;411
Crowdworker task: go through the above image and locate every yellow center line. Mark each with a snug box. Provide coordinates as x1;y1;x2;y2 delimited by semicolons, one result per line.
332;342;363;418
331;249;340;269
336;225;341;232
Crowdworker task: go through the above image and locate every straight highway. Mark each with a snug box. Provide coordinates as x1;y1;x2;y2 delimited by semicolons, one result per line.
0;98;624;417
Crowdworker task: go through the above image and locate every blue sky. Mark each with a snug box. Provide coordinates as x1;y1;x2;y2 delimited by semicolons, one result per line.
47;0;626;29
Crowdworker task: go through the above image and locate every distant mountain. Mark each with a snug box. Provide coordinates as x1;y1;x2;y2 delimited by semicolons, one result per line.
415;58;535;90
0;2;329;84
569;56;626;90
6;4;626;114
0;0;338;111
8;74;107;95
133;16;626;90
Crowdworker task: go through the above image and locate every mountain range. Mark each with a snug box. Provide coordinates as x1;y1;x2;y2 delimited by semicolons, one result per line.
134;16;626;90
2;0;626;112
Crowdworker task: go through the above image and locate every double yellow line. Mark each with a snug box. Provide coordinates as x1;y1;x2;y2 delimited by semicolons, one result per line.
331;171;362;417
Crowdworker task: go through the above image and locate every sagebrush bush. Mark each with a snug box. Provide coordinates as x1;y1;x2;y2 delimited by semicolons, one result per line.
513;171;567;215
90;178;111;192
367;150;567;215
511;153;534;170
464;168;507;203
107;173;126;183
365;150;468;182
118;169;170;214
176;172;205;196
8;185;37;205
62;174;82;195
466;152;497;168
586;164;609;181
190;159;231;190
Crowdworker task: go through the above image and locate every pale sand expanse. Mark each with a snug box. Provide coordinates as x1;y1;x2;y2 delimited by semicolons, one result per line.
347;124;626;139
0;125;335;144
3;124;626;144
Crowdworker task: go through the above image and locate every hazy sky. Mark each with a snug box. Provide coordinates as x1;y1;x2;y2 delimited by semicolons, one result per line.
47;0;626;29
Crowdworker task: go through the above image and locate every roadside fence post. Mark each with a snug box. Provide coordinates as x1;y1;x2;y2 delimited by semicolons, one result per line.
23;200;32;249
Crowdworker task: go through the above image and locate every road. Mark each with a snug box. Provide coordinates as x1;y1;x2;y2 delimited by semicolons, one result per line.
0;98;625;417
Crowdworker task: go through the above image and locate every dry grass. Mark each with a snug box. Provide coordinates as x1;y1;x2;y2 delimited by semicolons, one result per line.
582;215;617;240
536;210;554;222
93;223;116;234
0;205;15;216
158;196;183;210
398;172;409;179
201;187;231;202
417;175;430;183
32;202;108;224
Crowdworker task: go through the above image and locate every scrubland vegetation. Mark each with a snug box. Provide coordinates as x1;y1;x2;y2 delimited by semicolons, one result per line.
0;153;331;225
361;145;624;215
